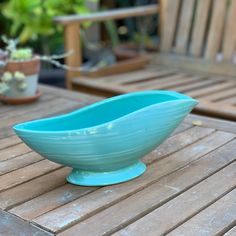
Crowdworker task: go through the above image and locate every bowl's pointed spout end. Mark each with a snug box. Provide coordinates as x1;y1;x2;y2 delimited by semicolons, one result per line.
67;161;146;186
188;98;199;109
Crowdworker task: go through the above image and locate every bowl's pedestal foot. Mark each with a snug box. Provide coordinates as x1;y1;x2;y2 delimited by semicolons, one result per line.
66;161;146;186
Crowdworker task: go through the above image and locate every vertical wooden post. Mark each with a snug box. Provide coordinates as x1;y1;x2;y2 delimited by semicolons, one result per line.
64;23;81;89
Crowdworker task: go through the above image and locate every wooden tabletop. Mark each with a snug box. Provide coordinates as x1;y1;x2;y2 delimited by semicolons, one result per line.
0;85;235;236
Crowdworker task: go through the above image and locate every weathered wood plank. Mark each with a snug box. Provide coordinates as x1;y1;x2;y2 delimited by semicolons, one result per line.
0;94;55;120
58;140;236;236
172;79;219;93
114;162;236;236
143;126;214;164
0;167;70;210
154;53;236;77
200;87;236;101
174;0;195;54
0;209;52;236
168;189;236;236
0;160;61;192
160;0;181;52
64;24;81;89
54;4;158;25
222;0;236;60
185;114;236;133
105;69;176;85
135;73;199;89
0;144;32;162
187;82;235;98
205;0;227;60
195;102;236;123
224;226;236;236
172;123;192;135
39;84;102;103
0;98;80;138
0;98;77;129
32;131;234;233
10;184;97;221
0;135;21;150
0;152;44;176
219;96;236;105
190;0;211;57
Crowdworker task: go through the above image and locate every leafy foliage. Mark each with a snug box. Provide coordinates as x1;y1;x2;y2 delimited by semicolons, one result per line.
2;0;93;42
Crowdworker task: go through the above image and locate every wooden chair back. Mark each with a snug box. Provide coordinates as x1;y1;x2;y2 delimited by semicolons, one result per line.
156;0;236;77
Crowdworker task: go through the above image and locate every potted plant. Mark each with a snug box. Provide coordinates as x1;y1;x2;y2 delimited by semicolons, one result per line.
0;37;41;104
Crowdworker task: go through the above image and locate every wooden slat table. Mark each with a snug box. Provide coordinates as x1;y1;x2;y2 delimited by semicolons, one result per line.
0;84;235;236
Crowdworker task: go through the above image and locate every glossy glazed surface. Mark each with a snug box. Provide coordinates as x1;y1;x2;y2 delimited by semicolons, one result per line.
14;90;198;186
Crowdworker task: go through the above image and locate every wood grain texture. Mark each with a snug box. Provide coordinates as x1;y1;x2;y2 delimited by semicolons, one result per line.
190;0;211;57
64;24;81;89
187;81;235;98
174;0;195;54
224;226;236;236
205;0;227;60
154;53;236;77
184;114;236;134
114;162;236;236
32;131;234;233
0;160;61;192
0;167;70;210
222;0;236;60
59;140;236;236
54;4;158;25
0;209;52;236
168;189;236;236
10;184;96;221
0;152;44;176
0;98;79;139
160;0;181;52
0;136;22;150
0;144;32;162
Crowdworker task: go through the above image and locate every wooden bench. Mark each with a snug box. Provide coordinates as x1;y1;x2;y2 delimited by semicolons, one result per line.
55;0;236;121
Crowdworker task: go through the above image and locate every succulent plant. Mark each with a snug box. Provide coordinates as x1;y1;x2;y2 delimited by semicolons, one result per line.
10;48;33;61
0;71;27;95
14;71;26;82
1;72;13;83
0;82;9;95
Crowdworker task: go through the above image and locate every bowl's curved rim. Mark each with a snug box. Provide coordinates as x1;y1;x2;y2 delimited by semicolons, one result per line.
13;90;198;134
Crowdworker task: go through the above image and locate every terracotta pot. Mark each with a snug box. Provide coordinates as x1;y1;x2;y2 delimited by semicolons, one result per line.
5;56;40;75
0;90;42;105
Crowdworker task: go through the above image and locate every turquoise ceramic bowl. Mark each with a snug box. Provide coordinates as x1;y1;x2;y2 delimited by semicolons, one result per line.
13;91;198;186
